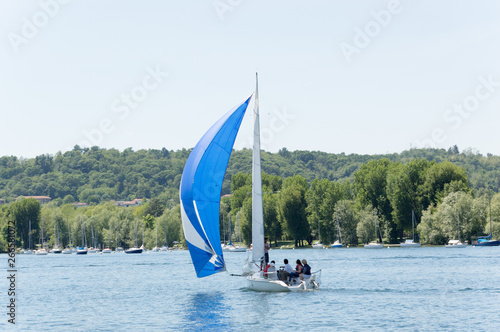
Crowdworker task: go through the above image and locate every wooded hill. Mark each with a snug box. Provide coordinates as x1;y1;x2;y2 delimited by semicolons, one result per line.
1;145;499;251
0;145;498;204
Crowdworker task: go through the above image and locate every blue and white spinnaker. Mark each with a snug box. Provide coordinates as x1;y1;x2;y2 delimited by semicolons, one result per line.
180;97;251;278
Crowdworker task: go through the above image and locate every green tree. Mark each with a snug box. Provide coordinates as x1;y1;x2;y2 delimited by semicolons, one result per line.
280;175;309;246
333;200;359;246
356;206;377;244
354;159;394;241
386;159;430;241
143;198;166;219
421;161;469;207
8;198;41;248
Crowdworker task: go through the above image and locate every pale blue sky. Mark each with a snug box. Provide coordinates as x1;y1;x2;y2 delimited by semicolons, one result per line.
1;0;499;158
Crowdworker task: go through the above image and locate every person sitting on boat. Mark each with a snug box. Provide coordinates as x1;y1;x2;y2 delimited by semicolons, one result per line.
300;259;311;281
263;260;277;279
282;258;294;281
289;259;303;279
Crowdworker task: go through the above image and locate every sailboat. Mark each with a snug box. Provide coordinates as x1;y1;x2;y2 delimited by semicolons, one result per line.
221;214;234;252
62;218;73;254
400;210;421;247
180;74;320;291
330;215;343;248
25;220;34;254
229;212;247;252
35;216;49;255
445;210;467;248
364;210;384;249
76;217;88;254
312;213;324;249
473;194;500;246
125;218;143;254
161;223;169;251
51;220;62;254
152;221;160;252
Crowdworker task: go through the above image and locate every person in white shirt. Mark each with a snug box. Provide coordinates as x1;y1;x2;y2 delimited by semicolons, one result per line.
283;259;294;282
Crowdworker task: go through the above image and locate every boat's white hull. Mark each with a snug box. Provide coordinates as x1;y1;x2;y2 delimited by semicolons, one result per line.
445;240;467;248
445;244;467;248
312;244;324;249
62;249;72;254
400;243;421;248
364;243;384;249
246;272;320;292
228;246;247;252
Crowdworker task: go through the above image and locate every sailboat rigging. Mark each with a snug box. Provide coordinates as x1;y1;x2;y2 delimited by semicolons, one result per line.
125;218;143;254
330;215;343;248
312;213;323;248
364;209;384;249
473;193;500;246
445;210;467;248
400;210;421;247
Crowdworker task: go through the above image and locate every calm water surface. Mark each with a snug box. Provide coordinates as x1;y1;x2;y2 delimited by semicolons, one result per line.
2;247;500;331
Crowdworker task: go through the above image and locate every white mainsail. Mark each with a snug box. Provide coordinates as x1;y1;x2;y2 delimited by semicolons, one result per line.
252;73;265;265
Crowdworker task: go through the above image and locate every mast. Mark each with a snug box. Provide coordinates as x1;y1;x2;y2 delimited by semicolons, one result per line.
67;218;71;248
336;215;342;243
135;218;138;248
237;211;242;243
57;220;60;248
223;214;226;245
411;210;415;242
41;216;44;249
81;216;84;248
489;192;492;236
228;214;232;245
28;219;32;250
164;222;168;247
317;212;321;243
457;210;460;241
373;209;378;243
252;72;265;265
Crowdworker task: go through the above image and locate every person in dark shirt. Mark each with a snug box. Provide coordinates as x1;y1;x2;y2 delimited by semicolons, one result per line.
300;259;311;281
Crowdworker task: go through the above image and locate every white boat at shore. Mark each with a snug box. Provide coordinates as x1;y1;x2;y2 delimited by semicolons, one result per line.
35;248;48;255
445;239;467;248
364;209;384;249
400;211;421;248
445;210;467;248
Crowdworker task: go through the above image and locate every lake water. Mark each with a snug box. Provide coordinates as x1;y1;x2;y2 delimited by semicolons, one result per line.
2;246;500;331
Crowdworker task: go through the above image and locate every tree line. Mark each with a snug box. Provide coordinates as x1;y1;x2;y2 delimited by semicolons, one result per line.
1;146;499;251
221;159;499;247
0;145;499;205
